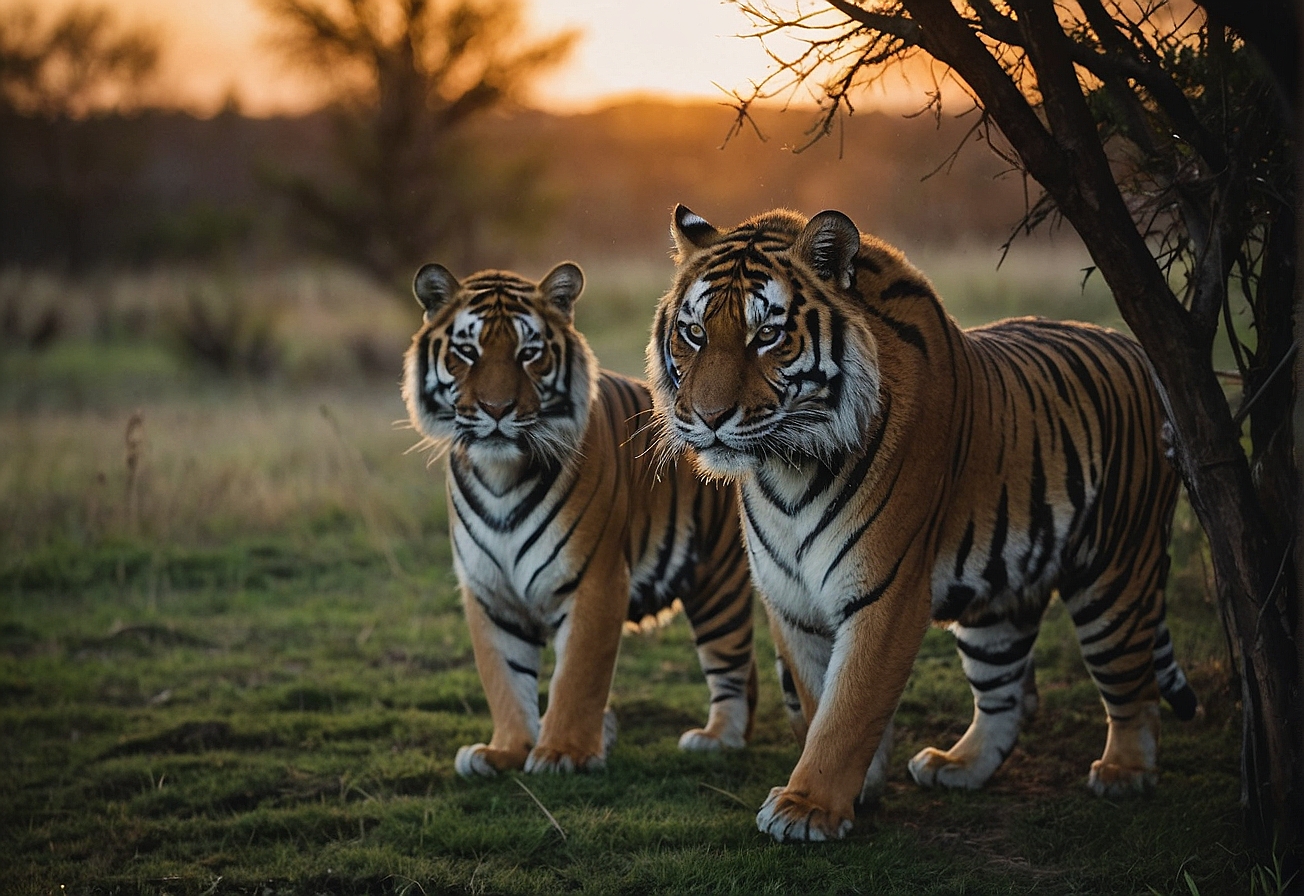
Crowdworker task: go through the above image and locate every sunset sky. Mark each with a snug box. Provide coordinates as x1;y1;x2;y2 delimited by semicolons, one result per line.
27;0;848;116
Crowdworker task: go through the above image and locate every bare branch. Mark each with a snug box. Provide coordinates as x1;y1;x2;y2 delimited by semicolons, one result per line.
824;0;920;43
1076;0;1227;171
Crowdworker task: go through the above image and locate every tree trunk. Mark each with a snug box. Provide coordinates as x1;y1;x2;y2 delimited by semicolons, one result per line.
900;0;1301;871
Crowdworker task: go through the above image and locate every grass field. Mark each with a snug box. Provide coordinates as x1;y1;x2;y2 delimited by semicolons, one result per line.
0;253;1259;895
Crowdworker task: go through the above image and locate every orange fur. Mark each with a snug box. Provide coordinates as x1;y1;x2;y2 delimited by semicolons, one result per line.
403;262;756;776
648;206;1195;840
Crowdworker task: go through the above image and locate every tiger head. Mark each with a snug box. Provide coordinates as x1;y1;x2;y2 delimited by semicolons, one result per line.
647;205;882;479
403;262;597;466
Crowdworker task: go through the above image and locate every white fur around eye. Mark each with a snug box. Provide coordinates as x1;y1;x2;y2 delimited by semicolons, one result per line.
681;279;712;319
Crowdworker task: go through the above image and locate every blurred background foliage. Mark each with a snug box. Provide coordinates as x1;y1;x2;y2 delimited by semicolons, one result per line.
0;0;1155;559
0;1;1044;279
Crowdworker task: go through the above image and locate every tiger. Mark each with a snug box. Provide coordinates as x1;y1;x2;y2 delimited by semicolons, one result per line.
646;205;1199;841
402;260;757;777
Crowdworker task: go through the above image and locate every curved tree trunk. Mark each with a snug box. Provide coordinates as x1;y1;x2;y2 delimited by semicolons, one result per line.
897;0;1301;871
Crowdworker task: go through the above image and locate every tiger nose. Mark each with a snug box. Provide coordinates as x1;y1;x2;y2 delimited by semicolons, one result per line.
697;405;731;430
479;398;515;420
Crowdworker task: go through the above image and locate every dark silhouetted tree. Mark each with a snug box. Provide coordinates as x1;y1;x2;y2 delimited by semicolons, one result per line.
731;0;1298;874
0;3;157;117
261;0;577;287
0;3;159;268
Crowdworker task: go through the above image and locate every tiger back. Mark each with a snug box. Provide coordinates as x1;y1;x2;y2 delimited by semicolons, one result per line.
402;261;756;776
646;205;1197;841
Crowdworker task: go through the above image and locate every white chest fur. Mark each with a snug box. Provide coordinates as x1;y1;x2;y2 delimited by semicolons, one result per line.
739;461;869;633
447;457;579;625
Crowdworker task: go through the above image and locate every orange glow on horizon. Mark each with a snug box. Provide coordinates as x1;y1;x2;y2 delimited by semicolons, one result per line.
22;0;936;117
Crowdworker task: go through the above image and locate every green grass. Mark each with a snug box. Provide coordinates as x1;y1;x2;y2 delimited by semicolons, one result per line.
0;258;1259;895
0;538;1247;895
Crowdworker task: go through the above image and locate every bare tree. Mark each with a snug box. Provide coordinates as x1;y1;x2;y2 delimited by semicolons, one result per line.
0;4;160;267
261;0;577;287
0;3;158;118
730;0;1298;874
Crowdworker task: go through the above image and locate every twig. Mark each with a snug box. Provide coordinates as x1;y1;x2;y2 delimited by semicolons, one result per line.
384;874;427;896
1232;343;1298;429
698;781;752;809
514;777;567;840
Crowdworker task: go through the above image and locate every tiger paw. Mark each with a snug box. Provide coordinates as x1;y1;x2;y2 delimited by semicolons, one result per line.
1087;760;1156;796
756;786;852;842
677;727;746;752
454;743;526;778
907;746;990;790
679;698;750;751
524;745;606;774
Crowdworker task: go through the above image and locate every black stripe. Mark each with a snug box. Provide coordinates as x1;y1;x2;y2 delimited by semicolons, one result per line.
476;597;545;648
839;553;904;622
523;471;606;594
955;631;1038;666
933;584;975;621
966;665;1028;692
976;694;1021;715
506;659;538;677
692;595;754;648
953;518;975;578
770;602;833;638
741;491;801;582
864;305;928;357
797;395;891;559
879;277;932;301
516;469;581;562
819;468;898;589
981;486;1010;594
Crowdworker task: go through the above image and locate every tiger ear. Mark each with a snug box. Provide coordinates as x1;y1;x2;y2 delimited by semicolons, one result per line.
540;262;584;320
413;263;459;321
794;210;861;289
671;204;721;260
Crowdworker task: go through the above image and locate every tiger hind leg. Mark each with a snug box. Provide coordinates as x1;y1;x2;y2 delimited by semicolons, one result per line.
773;651;808;744
909;616;1041;790
679;656;757;751
1065;572;1172;796
678;581;758;751
1152;615;1201;721
1088;703;1160;796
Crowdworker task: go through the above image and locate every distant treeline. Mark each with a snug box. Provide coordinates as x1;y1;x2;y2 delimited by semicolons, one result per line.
0;99;1031;273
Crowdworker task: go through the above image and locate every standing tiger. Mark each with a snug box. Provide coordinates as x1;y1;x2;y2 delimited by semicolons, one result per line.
402;260;756;777
646;205;1198;841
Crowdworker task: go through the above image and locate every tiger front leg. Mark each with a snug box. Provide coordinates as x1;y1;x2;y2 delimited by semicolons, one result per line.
526;558;628;773
765;609;894;809
457;590;543;777
757;590;928;842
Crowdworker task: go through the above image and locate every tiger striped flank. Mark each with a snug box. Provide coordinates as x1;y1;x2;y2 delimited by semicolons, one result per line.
646;206;1197;842
402;261;756;777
